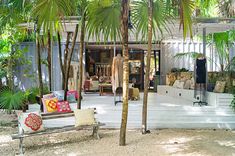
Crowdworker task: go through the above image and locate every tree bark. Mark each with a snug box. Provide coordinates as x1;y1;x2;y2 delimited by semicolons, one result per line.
142;0;153;134
77;13;86;109
36;32;44;112
64;24;79;100
57;32;65;89
47;31;52;91
62;32;71;92
119;0;129;146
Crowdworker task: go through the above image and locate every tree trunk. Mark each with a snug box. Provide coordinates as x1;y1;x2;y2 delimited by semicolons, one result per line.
57;32;65;89
64;24;79;100
119;0;129;146
47;31;52;91
63;32;71;92
142;0;153;134
7;55;13;91
36;33;44;112
77;13;86;109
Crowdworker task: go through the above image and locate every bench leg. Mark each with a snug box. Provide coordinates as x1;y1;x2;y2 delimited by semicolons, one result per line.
96;126;100;140
92;126;96;136
19;137;24;155
92;126;100;139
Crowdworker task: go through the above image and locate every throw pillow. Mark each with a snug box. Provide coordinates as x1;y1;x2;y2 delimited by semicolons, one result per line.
56;101;72;113
67;93;76;103
43;93;54;99
190;77;195;89
74;109;96;127
18;111;44;133
184;80;191;89
177;81;185;89
173;80;180;88
53;90;65;101
45;98;58;113
214;81;226;93
67;90;78;99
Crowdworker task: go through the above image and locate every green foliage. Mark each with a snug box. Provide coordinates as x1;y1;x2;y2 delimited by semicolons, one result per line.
170;67;189;72
0;89;26;113
87;0;121;42
26;86;50;104
178;0;195;39
174;52;201;60
230;86;235;111
207;30;235;71
132;0;171;41
32;0;76;35
195;0;218;17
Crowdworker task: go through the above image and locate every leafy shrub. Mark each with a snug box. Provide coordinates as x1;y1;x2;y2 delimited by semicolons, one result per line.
0;89;26;113
230;87;235;111
27;86;50;104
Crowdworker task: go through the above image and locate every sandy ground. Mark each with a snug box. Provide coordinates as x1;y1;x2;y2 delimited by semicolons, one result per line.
1;112;235;156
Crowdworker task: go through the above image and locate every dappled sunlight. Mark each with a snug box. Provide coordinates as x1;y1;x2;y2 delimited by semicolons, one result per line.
160;103;181;107
215;140;235;148
0;135;12;143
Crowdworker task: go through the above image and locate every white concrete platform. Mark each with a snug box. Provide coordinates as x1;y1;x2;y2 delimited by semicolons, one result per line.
29;93;235;130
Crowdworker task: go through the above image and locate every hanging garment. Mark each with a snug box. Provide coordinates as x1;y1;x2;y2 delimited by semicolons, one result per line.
196;58;206;83
111;54;124;93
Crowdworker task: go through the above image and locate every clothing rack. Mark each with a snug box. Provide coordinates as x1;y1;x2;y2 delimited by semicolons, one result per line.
95;63;111;78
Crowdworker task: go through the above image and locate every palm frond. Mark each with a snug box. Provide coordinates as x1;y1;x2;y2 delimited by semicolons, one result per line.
178;0;195;39
32;0;75;35
86;0;121;42
0;90;26;113
132;0;172;41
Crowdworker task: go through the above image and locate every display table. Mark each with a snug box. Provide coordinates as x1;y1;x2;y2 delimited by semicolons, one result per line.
99;83;113;96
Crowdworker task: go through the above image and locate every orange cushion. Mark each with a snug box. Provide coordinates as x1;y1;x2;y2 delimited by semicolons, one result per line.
45;98;58;112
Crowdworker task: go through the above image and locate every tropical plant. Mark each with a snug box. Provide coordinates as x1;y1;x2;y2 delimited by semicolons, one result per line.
77;0;89;109
132;0;195;134
230;86;235;111
26;86;50;104
32;0;77;101
142;0;153;134
0;89;26;113
207;30;235;72
87;0;121;42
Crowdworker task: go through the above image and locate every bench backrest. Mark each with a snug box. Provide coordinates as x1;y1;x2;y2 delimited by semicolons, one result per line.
41;108;97;120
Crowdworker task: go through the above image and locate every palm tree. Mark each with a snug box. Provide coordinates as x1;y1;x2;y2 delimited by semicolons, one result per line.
33;0;77;100
132;0;195;134
77;0;89;109
142;0;153;134
119;0;130;146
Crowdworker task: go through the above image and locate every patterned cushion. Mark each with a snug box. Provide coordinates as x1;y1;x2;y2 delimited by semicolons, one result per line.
45;98;58;113
56;101;72;113
53;90;65;101
184;80;191;89
67;90;78;99
190;78;195;89
18;112;44;133
177;81;185;89
43;93;55;99
173;80;180;88
166;73;177;86
74;109;95;127
67;93;76;103
214;81;226;93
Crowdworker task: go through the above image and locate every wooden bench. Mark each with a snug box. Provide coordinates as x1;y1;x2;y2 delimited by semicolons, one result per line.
12;109;105;155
